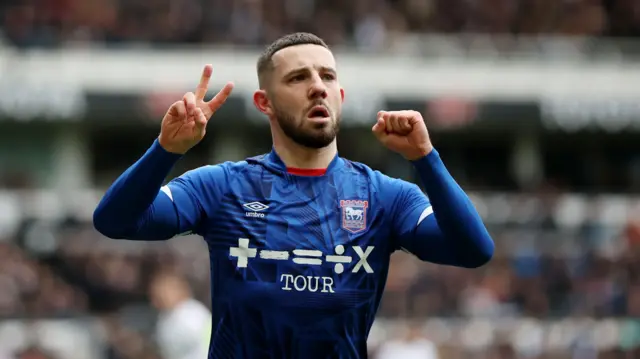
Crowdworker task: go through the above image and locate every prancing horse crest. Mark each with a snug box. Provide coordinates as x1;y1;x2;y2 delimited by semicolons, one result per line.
340;200;368;234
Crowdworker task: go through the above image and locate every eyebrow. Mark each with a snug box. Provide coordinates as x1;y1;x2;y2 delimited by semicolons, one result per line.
284;66;337;78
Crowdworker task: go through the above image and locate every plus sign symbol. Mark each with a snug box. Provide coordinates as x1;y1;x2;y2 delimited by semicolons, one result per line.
229;238;257;268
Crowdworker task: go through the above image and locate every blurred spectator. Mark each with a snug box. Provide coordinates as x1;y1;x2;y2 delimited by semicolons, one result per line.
374;321;439;359
0;242;86;317
149;270;211;359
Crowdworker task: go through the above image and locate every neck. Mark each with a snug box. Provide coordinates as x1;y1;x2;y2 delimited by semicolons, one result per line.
273;134;337;170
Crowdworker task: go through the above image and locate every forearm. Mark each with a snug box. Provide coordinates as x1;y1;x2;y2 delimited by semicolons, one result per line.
93;140;182;240
410;149;494;267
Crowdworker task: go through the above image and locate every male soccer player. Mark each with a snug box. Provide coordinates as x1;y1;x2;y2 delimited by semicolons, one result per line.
93;32;494;358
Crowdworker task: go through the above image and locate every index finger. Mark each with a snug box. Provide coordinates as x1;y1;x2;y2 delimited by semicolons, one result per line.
195;64;213;100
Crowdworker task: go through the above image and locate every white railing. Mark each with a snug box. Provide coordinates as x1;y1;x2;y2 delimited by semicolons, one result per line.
2;37;640;98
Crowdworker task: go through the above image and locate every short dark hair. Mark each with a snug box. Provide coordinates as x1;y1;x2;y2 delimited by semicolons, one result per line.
257;32;329;89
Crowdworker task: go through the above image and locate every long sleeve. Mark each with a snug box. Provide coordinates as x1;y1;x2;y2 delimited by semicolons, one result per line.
93;140;224;241
391;149;494;268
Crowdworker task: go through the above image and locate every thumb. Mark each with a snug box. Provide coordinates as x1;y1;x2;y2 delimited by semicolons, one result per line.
372;117;386;140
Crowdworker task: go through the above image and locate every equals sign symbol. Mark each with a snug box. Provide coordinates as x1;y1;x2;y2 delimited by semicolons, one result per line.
292;249;323;265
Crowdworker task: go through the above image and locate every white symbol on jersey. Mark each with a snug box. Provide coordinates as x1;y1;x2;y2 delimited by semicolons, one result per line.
229;238;375;275
243;202;269;212
325;245;353;274
352;246;374;273
243;202;269;218
259;250;289;260
229;238;257;268
345;208;364;221
292;249;323;265
280;274;335;293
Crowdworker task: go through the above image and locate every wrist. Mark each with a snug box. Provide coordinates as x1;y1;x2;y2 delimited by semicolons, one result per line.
157;136;188;155
403;144;434;161
410;147;443;180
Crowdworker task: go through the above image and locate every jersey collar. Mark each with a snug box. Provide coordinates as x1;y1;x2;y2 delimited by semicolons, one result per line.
264;148;344;176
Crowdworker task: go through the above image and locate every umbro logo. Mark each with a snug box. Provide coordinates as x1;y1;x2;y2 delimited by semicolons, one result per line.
243;202;269;218
243;202;269;212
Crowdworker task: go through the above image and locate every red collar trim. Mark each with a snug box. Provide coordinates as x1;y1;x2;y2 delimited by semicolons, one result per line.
286;167;327;176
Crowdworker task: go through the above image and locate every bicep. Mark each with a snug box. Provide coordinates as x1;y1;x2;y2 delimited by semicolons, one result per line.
391;182;458;265
127;183;199;240
159;178;206;236
130;168;218;240
396;212;459;265
159;164;229;237
391;181;433;243
130;190;181;240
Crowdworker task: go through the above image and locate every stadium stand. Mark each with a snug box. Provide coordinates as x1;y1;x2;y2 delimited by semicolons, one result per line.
2;0;640;358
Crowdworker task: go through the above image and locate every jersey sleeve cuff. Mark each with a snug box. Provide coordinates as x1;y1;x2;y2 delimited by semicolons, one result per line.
150;139;184;163
410;148;443;173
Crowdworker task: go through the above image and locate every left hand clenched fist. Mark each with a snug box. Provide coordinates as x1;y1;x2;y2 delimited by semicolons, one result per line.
372;110;434;161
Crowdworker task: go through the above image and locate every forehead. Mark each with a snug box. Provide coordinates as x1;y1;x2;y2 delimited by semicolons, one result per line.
271;44;336;75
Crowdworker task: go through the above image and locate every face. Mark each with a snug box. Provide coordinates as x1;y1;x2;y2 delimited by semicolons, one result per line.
255;44;344;149
149;275;182;310
149;277;168;310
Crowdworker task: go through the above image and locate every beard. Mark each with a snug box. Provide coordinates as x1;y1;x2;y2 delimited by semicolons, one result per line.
274;105;340;149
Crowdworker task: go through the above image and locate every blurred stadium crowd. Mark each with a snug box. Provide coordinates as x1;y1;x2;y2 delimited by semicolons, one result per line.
2;0;640;359
2;0;640;49
2;188;640;358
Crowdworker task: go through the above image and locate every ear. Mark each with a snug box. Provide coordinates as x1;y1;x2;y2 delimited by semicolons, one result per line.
253;90;272;116
340;88;345;103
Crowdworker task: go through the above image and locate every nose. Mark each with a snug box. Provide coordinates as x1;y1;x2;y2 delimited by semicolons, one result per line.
308;74;328;100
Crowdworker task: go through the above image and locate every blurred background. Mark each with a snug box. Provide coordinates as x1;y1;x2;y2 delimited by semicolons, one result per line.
2;0;640;358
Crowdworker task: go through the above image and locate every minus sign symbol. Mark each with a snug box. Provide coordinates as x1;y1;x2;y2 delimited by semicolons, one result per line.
326;255;352;263
260;250;289;260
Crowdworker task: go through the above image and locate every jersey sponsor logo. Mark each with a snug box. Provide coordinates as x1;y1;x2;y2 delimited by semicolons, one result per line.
340;200;368;233
280;274;335;293
229;238;373;273
228;238;375;293
243;201;269;218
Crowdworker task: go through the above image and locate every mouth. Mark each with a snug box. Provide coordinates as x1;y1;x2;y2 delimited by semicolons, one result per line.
307;105;330;121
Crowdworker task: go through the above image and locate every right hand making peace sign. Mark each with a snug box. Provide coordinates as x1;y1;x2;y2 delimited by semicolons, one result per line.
158;65;234;154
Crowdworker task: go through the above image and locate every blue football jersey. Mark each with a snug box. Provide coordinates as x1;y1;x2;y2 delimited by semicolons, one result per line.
94;140;492;358
161;150;432;359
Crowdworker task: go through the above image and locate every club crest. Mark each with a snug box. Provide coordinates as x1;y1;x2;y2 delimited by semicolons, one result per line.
340;200;368;233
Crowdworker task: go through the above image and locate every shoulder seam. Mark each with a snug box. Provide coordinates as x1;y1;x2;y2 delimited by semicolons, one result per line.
205;161;247;224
